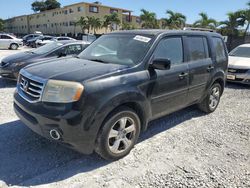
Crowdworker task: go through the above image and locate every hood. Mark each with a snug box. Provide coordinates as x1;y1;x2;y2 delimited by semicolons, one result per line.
23;57;128;82
2;51;40;64
228;56;250;69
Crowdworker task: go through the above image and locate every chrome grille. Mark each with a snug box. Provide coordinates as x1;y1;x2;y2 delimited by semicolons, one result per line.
228;68;249;74
18;73;44;102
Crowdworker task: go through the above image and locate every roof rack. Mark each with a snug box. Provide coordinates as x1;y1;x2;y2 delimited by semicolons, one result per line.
183;27;216;32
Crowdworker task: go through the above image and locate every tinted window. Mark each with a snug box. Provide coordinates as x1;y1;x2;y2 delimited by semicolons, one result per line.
229;47;250;58
187;37;209;61
1;35;12;39
213;37;227;61
65;44;82;55
153;37;183;65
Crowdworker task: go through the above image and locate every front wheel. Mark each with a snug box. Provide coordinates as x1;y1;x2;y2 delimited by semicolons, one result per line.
198;83;222;113
10;43;18;50
95;106;141;160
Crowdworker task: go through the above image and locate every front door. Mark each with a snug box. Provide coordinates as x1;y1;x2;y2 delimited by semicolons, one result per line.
150;36;189;118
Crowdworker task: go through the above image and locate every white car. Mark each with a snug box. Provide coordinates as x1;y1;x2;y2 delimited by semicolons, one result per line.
227;44;250;85
0;34;23;50
35;36;76;47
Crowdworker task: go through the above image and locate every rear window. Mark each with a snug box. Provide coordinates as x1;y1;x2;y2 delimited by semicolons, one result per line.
187;36;209;61
212;37;227;62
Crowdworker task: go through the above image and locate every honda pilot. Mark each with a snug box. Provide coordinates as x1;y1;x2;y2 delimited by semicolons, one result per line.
14;30;228;160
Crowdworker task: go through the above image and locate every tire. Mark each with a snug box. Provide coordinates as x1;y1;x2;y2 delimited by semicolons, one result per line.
10;43;18;50
95;106;141;160
198;83;222;113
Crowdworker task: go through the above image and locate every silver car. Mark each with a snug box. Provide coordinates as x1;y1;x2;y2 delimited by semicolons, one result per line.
227;44;250;85
0;34;23;50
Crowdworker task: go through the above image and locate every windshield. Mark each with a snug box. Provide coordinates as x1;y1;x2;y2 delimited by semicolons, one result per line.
78;34;154;66
30;42;63;55
229;47;250;58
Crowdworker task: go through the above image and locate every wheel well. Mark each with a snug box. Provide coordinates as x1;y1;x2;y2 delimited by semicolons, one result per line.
102;102;147;132
213;78;225;94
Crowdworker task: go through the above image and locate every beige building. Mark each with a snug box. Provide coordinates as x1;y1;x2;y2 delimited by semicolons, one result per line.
4;2;142;35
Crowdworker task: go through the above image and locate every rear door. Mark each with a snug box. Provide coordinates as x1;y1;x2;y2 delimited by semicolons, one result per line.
150;36;189;118
184;36;213;104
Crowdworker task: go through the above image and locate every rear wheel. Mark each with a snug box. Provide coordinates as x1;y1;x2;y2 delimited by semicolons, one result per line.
95;106;141;160
10;43;18;50
198;83;222;113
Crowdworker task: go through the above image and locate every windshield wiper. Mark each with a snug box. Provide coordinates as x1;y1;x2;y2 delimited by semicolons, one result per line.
88;59;110;64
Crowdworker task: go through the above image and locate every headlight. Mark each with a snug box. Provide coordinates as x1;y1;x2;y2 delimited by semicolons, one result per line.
42;80;84;103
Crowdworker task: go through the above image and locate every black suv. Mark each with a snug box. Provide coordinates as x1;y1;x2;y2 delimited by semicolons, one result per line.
14;30;228;160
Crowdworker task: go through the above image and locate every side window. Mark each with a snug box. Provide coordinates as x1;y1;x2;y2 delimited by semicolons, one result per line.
1;35;12;39
212;37;227;62
65;44;82;55
187;36;209;61
153;37;183;65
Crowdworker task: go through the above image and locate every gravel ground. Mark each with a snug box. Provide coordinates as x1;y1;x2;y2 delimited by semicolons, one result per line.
0;49;249;188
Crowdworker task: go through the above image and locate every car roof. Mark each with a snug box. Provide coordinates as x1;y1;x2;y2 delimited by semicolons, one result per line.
109;29;222;38
58;40;90;45
237;43;250;48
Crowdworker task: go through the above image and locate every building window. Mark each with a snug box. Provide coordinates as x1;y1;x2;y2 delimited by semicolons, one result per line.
69;21;75;26
69;8;74;13
89;6;98;13
110;9;118;14
125;15;130;22
64;10;68;14
78;6;83;12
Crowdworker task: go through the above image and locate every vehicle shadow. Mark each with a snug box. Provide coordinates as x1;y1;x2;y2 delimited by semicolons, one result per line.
226;82;250;89
0;77;17;88
0;106;204;186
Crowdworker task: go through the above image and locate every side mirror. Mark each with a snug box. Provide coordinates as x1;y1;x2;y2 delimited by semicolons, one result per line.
150;58;171;70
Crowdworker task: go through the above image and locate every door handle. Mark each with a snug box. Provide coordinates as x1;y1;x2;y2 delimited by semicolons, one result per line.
179;72;188;79
207;66;214;72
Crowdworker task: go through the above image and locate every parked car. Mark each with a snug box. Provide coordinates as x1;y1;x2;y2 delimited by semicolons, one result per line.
36;36;76;47
0;34;23;50
0;40;90;79
23;34;42;45
27;35;53;48
13;30;228;160
227;44;250;85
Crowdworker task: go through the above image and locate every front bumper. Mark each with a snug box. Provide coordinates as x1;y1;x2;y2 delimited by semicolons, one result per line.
227;69;250;85
0;66;17;79
13;90;98;154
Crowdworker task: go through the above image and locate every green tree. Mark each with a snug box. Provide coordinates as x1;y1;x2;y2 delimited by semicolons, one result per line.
86;16;102;34
193;12;217;29
121;22;135;30
163;10;186;29
76;16;88;34
219;12;244;36
31;0;60;12
240;1;250;36
0;18;4;31
103;12;121;32
140;9;158;29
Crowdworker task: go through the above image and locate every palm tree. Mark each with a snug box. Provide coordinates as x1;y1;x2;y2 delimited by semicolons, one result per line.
91;17;102;34
220;12;245;50
76;16;87;34
193;12;217;29
103;12;121;32
163;10;186;29
86;17;103;34
140;9;159;29
219;12;244;36
241;1;250;36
